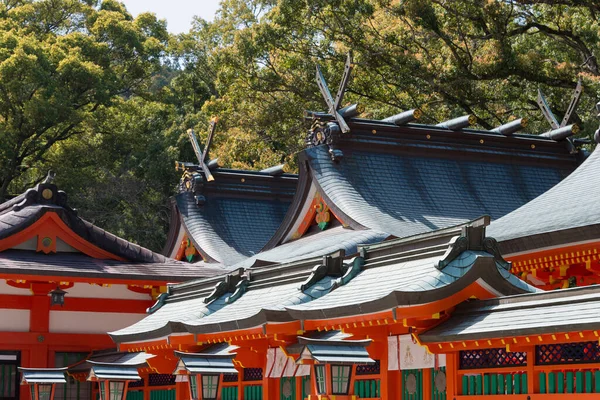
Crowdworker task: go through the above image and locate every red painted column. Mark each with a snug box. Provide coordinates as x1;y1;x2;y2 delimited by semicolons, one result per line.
29;283;52;367
175;380;188;400
446;353;457;397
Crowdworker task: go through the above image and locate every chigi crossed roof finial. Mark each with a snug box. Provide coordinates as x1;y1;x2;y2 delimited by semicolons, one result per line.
176;118;219;183
315;51;354;133
537;77;582;140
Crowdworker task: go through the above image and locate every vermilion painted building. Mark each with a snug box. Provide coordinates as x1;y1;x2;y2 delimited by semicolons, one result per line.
0;178;224;400
107;76;595;400
9;57;600;400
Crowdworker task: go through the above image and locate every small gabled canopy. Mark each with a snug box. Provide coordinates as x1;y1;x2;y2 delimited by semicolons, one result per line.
294;331;374;365
0;181;168;263
420;285;600;344
85;352;153;382
168;169;297;267
19;367;67;384
173;343;238;375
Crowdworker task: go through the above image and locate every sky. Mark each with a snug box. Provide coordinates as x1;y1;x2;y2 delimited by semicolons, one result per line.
120;0;221;34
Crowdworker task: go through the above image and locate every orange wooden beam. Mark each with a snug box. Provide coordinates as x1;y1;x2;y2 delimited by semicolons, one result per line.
0;331;114;348
423;329;600;353
0;273;174;286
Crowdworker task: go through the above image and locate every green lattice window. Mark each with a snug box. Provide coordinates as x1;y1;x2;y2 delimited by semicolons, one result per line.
331;365;351;395
314;365;326;394
189;375;198;400
55;353;91;400
39;385;53;400
0;352;19;399
201;375;218;400
109;382;125;400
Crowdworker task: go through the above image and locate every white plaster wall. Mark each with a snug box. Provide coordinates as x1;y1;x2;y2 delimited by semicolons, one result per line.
9;237;37;251
0;309;30;331
55;238;79;252
0;280;32;296
65;283;152;300
49;311;145;334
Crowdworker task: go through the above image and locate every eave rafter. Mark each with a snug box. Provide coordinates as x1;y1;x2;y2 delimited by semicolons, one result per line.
509;242;600;288
423;329;600;355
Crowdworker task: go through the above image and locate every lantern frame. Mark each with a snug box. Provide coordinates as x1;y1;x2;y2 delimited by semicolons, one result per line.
49;286;67;307
19;367;67;400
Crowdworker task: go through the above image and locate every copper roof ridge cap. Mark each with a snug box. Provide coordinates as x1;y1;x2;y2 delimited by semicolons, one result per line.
346;118;566;141
358;216;490;253
169;268;237;291
211;168;298;178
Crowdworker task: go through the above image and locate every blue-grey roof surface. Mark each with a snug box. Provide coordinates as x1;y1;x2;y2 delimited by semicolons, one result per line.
420;285;600;343
110;275;338;340
286;251;538;317
230;226;388;269
488;148;600;243
307;145;570;238
181;276;336;333
176;191;291;265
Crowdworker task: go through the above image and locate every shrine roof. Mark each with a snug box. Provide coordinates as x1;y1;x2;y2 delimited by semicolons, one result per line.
420;285;600;343
0;181;169;263
300;119;578;240
230;225;389;269
489;148;600;255
170;169;297;266
110;218;538;344
0;250;225;281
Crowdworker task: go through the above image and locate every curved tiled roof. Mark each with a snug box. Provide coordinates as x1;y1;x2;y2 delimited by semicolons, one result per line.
110;221;538;343
173;169;297;266
305;123;575;238
230;225;389;270
0;183;169;264
489;148;600;254
420;285;600;343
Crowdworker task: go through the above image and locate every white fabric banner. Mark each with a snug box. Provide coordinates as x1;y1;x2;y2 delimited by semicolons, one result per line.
437;354;446;368
387;335;399;371
270;348;289;378
295;364;311;377
399;334;435;370
282;353;297;377
265;348;276;377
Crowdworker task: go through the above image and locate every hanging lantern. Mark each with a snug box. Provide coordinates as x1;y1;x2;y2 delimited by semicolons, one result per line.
49;287;67;307
87;361;142;400
19;367;67;400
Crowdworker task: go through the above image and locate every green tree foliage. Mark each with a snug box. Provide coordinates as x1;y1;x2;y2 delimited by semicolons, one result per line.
0;0;168;201
177;0;600;166
3;0;600;251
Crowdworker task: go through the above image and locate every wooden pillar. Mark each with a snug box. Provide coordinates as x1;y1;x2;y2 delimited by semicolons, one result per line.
526;346;536;395
29;284;51;368
379;347;389;400
446;353;457;398
142;373;150;400
175;380;188;400
262;374;277;400
422;368;432;400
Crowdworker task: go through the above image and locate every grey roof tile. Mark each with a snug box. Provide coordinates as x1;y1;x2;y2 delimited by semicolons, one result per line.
0;250;225;282
307;145;570;238
420;285;600;342
489;148;600;252
229;226;388;269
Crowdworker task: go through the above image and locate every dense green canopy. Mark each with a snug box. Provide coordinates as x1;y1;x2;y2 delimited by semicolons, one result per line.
1;0;599;251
